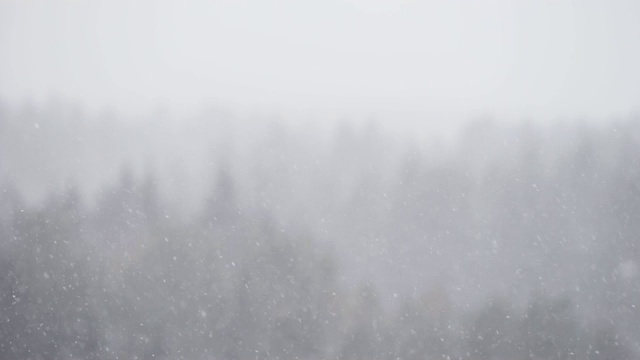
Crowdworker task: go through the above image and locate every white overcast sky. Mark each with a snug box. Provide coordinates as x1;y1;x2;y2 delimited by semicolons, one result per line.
1;0;639;120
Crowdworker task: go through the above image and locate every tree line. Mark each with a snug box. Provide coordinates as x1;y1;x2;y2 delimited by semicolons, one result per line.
1;101;639;359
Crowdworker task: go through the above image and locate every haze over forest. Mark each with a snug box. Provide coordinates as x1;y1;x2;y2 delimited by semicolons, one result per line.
2;1;640;359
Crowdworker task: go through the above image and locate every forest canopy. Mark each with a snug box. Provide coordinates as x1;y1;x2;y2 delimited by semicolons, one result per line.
1;101;639;359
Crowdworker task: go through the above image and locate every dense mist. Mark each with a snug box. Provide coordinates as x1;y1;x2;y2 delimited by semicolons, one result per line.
3;0;640;358
1;100;639;359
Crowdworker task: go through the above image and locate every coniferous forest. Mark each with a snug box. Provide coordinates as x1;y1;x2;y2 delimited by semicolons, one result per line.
1;101;640;359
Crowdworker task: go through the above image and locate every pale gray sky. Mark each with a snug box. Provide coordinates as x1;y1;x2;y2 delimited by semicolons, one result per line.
1;0;639;119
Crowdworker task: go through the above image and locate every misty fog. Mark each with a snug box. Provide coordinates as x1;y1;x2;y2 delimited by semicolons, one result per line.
2;1;640;359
